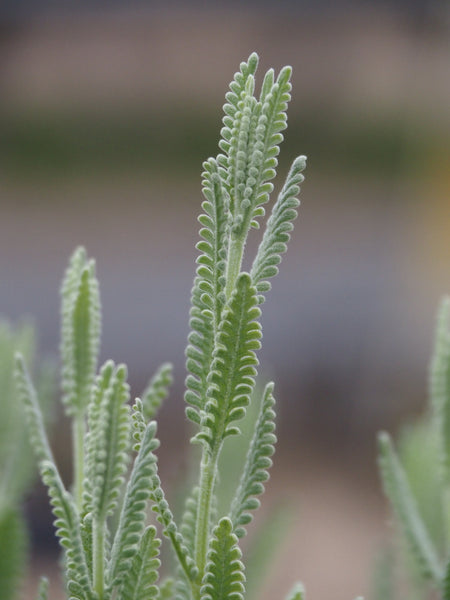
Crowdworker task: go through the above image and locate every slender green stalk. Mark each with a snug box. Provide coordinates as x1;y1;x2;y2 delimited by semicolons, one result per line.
225;234;246;300
93;517;105;600
194;450;219;582
72;414;85;510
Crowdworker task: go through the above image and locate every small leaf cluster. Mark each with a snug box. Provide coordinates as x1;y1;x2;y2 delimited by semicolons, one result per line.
378;297;450;599
15;247;171;600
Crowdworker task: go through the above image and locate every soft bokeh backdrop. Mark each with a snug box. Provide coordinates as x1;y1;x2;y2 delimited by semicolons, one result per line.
1;1;449;598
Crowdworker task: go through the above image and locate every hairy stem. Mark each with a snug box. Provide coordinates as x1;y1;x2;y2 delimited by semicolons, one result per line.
194;450;218;581
72;414;85;511
225;234;246;300
93;517;105;599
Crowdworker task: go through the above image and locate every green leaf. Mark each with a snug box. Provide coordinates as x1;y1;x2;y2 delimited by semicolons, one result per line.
35;577;49;600
429;297;450;483
141;362;173;421
180;486;200;556
195;273;261;453
84;361;131;520
284;582;305;600
185;157;230;427
200;517;245;600
159;578;175;600
378;431;443;585
119;525;161;600
229;382;276;537
0;507;28;600
108;421;160;588
40;460;92;599
0;321;44;511
218;55;293;237
218;52;259;219
398;420;445;554
149;470;198;585
251;155;306;302
14;354;54;465
60;247;101;417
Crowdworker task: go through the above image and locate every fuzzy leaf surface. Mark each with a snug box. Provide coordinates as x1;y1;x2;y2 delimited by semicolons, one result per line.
195;273;261;454
185;158;230;427
200;517;245;600
229;382;276;537
14;354;53;465
430;297;450;483
141;362;173;421
108;421;160;588
40;460;92;599
378;431;443;585
250;155;305;302
60;246;100;416
84;361;131;520
218;54;292;236
119;525;161;600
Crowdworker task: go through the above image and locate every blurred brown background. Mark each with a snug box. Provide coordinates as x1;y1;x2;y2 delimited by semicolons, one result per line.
1;1;449;598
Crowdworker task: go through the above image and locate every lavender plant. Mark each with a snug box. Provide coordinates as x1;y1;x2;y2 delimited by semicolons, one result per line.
14;53;359;600
378;297;450;599
0;321;53;600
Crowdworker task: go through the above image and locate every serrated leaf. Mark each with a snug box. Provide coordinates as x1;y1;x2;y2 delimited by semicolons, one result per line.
141;362;173;421
14;354;54;465
200;517;245;600
429;297;450;484
251;155;306;303
119;525;161;600
108;421;159;588
378;431;443;585
84;361;131;519
40;460;92;598
149;470;198;585
194;273;261;453
229;382;276;537
218;55;294;238
185;158;230;428
60;247;101;417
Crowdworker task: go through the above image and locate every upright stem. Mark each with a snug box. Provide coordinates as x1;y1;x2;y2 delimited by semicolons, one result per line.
193;224;246;579
194;450;219;581
93;517;105;599
72;414;85;511
225;234;246;300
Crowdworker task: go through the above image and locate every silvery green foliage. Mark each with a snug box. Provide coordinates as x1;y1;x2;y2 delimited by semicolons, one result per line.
378;297;450;599
10;53;366;600
0;321;53;600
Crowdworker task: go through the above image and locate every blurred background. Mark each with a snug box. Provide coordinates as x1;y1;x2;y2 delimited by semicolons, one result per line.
1;0;449;598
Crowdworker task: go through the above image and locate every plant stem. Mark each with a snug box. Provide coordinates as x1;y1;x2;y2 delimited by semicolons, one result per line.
72;414;85;511
225;233;246;300
93;517;105;599
194;450;218;581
